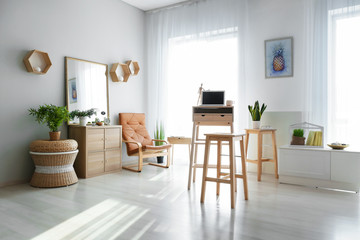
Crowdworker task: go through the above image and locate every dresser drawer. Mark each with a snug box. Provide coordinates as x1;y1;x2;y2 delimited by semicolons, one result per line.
193;113;233;122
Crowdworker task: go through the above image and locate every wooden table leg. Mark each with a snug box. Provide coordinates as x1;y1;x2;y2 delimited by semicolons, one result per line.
245;132;250;161
272;131;279;179
240;138;248;200
257;132;263;181
193;142;198;182
188;122;196;190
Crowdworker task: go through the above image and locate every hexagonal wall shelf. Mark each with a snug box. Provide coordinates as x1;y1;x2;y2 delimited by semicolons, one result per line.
23;50;52;74
126;60;140;76
110;63;131;82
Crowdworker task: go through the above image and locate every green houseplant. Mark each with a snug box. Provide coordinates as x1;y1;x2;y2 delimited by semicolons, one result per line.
291;128;305;145
154;121;165;163
28;104;70;141
248;100;267;129
69;108;96;126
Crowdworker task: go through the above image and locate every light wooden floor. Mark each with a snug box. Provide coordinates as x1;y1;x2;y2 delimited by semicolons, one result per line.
1;158;360;240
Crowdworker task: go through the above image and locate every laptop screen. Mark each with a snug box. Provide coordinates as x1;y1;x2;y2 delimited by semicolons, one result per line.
202;91;225;105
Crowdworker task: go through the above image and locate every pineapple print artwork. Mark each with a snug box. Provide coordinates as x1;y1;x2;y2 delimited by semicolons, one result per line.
272;44;285;72
265;37;293;78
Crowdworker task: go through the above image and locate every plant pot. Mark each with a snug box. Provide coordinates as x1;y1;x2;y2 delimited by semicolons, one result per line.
49;131;61;141
157;156;164;164
96;122;103;126
79;117;88;126
252;121;261;129
291;136;305;145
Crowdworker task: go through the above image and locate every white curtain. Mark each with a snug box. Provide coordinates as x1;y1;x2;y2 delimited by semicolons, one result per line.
145;0;248;135
304;0;360;144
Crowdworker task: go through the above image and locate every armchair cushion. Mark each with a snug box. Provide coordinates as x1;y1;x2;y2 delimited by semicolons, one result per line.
119;113;153;155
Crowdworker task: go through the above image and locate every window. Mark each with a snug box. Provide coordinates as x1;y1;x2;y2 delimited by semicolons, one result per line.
329;11;360;145
166;32;239;137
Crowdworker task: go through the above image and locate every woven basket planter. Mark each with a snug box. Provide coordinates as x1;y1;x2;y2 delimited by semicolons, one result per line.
29;139;79;188
291;136;305;145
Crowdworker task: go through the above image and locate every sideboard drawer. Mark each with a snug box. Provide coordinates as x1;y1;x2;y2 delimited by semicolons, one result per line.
193;113;233;122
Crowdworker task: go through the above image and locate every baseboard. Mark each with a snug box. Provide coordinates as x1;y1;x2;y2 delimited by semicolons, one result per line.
0;179;28;188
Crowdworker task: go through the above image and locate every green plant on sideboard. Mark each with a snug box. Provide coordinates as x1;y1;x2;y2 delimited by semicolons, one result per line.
69;108;96;119
28;104;69;140
293;129;304;137
248;100;267;121
291;128;305;145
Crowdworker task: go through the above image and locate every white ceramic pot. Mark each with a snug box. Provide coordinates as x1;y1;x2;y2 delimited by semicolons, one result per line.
79;117;88;126
252;121;261;129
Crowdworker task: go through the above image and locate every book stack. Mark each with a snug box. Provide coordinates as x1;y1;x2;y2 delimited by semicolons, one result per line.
306;131;322;146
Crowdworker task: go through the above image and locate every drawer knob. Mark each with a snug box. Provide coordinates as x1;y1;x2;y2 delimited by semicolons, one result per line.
201;114;205;117
221;115;225;117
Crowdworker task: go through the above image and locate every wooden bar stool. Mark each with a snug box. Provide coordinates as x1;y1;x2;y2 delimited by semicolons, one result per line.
245;128;279;181
200;133;248;209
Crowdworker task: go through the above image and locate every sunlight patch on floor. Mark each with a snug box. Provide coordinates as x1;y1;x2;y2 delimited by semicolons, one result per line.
31;199;150;240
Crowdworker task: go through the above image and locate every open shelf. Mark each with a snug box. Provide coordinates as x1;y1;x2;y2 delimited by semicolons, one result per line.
23;50;52;74
110;63;131;82
126;60;140;76
289;122;324;148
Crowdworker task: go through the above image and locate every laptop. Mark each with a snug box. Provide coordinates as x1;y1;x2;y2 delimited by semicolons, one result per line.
201;91;225;106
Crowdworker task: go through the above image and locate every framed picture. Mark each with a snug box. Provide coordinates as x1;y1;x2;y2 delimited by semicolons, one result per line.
265;37;293;78
68;78;77;103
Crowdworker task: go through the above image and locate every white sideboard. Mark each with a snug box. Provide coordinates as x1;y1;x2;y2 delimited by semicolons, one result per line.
279;145;360;192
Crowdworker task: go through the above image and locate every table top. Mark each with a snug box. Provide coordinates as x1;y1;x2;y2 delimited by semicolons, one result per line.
204;133;246;137
245;128;277;132
167;136;192;144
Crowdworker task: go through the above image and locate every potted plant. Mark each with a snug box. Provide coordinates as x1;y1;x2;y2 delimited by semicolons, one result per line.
248;100;267;129
291;129;305;145
28;104;70;141
154;121;165;163
95;117;103;126
69;108;96;126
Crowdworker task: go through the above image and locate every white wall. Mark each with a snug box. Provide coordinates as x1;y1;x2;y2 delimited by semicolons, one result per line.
0;0;145;185
247;0;305;112
246;0;306;174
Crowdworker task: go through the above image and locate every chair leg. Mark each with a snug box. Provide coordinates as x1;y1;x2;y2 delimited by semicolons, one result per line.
216;140;222;196
138;151;143;172
229;139;236;209
200;137;211;204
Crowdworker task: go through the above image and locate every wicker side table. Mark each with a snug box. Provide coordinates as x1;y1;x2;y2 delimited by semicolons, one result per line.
29;139;79;188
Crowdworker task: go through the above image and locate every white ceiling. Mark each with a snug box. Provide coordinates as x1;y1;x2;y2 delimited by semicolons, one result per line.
122;0;188;11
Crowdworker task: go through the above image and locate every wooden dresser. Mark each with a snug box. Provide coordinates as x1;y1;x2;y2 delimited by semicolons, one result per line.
69;125;122;178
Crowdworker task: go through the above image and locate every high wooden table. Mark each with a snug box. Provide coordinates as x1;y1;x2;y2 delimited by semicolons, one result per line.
244;128;279;181
188;106;234;190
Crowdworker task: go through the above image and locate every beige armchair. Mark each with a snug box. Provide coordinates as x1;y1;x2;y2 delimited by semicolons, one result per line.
119;113;171;172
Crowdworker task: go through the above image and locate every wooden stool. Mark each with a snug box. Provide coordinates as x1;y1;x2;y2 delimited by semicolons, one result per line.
245;129;279;181
167;137;191;165
200;133;248;209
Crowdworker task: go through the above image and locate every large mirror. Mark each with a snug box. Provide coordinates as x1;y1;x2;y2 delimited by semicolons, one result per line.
65;57;109;124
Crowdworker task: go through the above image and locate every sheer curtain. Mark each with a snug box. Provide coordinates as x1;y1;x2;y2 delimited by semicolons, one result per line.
304;0;360;145
145;0;248;135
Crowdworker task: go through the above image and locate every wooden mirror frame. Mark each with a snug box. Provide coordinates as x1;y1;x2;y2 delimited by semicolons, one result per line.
65;57;109;124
